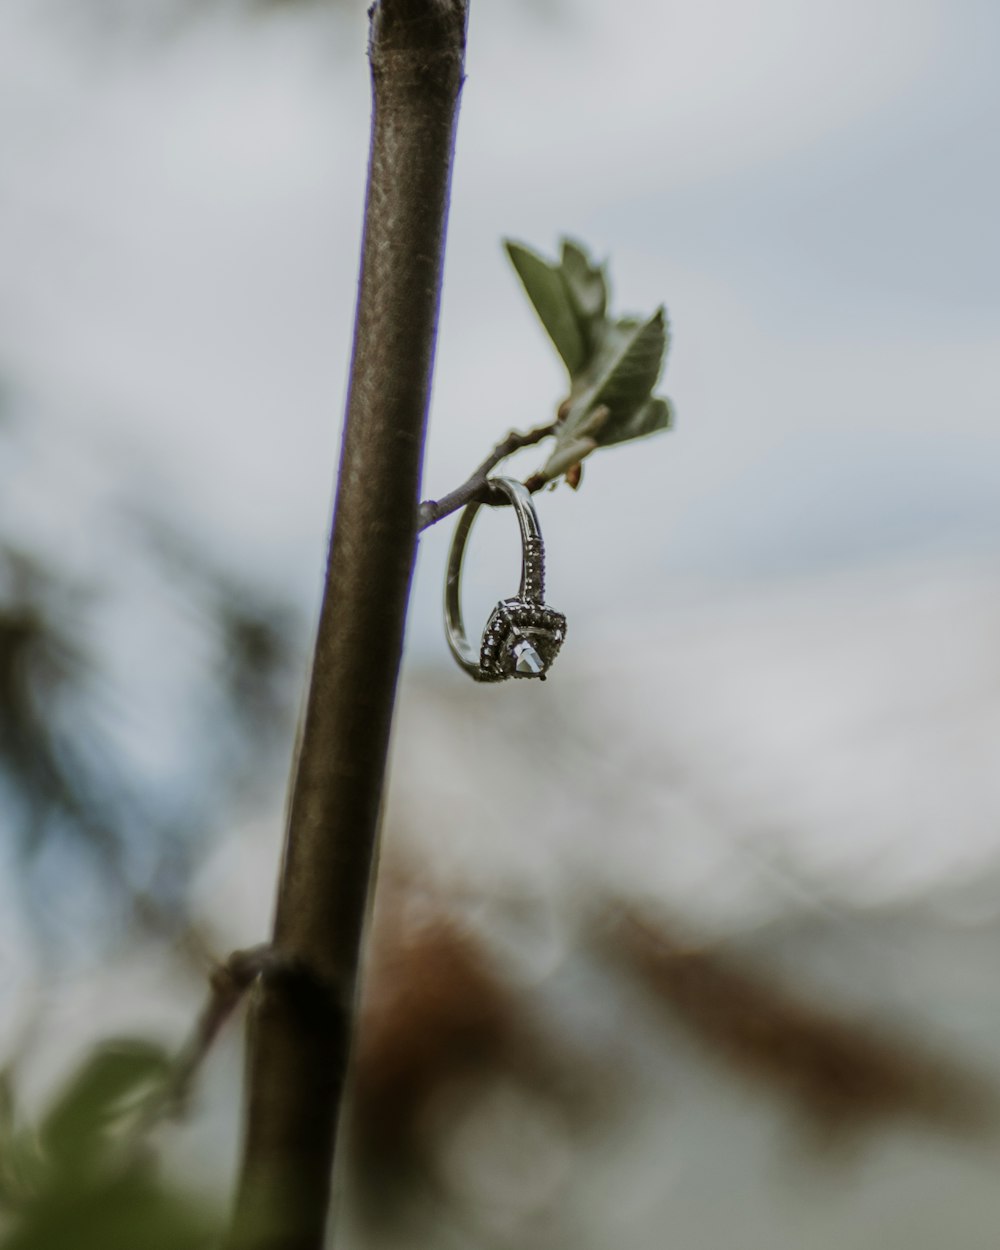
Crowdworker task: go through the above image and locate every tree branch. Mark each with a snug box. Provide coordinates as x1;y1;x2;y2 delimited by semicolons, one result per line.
417;420;555;530
226;3;468;1247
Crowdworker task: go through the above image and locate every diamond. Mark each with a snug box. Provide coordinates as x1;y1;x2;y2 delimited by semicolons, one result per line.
512;639;545;676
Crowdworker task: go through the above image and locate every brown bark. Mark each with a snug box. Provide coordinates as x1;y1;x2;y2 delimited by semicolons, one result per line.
226;4;468;1246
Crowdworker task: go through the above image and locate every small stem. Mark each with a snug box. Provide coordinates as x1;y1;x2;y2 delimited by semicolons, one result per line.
417;421;555;530
126;947;287;1149
163;948;288;1117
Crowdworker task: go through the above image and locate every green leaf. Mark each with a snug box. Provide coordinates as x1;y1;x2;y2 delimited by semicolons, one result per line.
506;237;674;482
559;238;607;341
580;307;669;445
40;1040;172;1166
505;241;587;375
603;395;675;447
3;1169;219;1250
541;308;671;478
540;435;600;482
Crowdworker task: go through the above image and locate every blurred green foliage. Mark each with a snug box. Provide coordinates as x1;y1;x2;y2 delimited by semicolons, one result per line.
0;1041;220;1250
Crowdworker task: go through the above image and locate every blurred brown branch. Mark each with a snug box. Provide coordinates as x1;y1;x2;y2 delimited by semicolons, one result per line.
599;902;994;1143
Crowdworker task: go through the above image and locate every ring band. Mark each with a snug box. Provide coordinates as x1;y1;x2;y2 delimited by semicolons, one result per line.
444;476;567;682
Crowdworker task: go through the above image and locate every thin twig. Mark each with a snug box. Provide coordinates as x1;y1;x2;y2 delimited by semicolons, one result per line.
164;947;282;1116
129;946;290;1141
417;421;555;531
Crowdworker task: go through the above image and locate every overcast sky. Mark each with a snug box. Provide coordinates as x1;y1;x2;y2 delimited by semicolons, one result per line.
0;0;998;661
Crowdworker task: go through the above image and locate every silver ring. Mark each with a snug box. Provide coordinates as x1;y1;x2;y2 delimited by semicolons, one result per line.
444;476;566;682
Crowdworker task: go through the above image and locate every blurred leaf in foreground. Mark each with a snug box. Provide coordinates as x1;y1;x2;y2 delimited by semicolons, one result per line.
0;1039;219;1250
1;1168;217;1250
40;1040;172;1168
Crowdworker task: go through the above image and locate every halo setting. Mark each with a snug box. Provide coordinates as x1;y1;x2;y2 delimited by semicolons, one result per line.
479;598;567;682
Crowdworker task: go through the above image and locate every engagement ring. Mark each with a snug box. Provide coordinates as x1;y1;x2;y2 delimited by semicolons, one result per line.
444;476;566;683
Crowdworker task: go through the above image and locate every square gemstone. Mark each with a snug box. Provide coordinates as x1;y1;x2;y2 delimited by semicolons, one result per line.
480;598;566;681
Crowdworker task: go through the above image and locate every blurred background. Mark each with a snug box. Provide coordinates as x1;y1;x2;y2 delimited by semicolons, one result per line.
1;0;1000;1246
